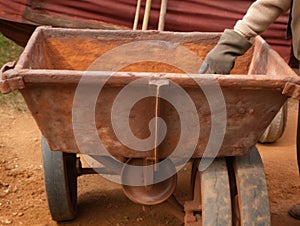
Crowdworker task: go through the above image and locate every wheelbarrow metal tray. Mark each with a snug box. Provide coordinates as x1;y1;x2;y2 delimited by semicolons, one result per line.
2;26;299;158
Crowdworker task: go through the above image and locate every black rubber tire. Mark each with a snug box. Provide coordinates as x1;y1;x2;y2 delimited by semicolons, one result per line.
258;103;287;143
41;137;78;221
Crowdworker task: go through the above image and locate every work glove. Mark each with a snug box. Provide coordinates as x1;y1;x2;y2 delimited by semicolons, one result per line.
200;29;252;74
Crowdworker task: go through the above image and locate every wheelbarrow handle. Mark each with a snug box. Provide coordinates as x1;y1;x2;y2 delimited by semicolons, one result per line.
1;61;15;78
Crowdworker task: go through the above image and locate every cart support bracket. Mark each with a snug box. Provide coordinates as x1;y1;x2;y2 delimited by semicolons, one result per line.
282;82;300;100
0;76;25;94
0;62;25;94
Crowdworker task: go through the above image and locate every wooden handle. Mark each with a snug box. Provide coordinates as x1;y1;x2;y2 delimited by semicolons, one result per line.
158;0;168;31
142;0;152;30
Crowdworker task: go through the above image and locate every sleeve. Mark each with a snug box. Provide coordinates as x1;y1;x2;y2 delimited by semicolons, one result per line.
234;0;291;38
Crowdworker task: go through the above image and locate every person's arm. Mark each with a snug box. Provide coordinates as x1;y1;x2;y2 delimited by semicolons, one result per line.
200;0;291;74
234;0;291;39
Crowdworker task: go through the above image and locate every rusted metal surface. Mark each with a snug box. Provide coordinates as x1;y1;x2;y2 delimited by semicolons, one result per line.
1;27;299;160
0;61;25;94
121;158;177;205
283;82;300;99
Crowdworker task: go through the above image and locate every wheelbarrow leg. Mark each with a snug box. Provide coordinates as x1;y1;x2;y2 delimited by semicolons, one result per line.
41;137;78;221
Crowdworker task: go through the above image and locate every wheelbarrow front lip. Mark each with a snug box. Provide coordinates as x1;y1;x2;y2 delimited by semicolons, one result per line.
2;26;299;97
1;68;300;99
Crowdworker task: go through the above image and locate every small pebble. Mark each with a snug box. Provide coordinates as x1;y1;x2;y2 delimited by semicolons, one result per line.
2;219;12;225
136;217;143;222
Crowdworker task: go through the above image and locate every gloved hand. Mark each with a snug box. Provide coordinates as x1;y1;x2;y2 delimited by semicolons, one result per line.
199;29;252;74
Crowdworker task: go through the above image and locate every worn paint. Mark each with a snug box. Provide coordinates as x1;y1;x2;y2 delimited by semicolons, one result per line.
0;28;298;159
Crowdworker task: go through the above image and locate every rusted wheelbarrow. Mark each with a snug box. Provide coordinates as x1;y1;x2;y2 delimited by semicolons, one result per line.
1;26;299;225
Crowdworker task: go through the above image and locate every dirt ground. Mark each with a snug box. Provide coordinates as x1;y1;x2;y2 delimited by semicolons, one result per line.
0;95;300;226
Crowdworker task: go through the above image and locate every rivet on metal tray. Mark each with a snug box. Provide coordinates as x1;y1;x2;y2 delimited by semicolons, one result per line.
148;77;170;87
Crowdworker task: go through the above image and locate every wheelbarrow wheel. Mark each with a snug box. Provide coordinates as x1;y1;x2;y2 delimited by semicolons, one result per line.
232;146;270;225
41;137;78;221
191;146;270;225
201;159;232;225
258;103;287;143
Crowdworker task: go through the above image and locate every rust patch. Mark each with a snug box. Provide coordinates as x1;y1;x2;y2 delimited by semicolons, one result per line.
8;28;299;158
283;82;300;100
